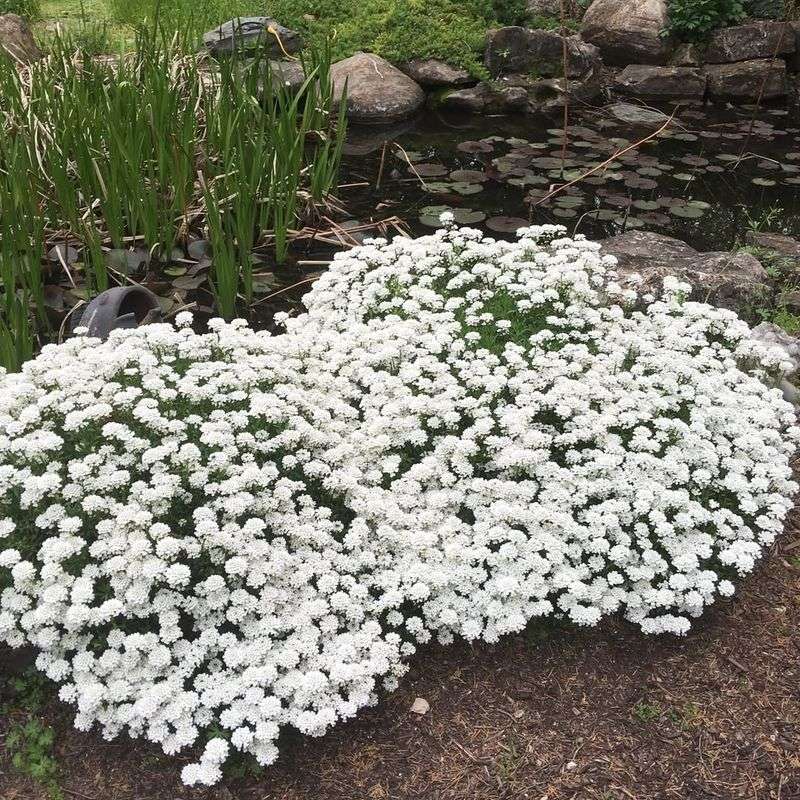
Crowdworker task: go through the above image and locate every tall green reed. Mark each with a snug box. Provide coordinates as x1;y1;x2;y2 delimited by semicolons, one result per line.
0;23;346;369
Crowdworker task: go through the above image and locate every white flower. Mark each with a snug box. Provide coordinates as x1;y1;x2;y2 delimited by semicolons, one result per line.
0;224;796;786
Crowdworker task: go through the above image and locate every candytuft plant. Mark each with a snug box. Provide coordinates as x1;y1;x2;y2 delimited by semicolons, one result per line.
0;223;796;785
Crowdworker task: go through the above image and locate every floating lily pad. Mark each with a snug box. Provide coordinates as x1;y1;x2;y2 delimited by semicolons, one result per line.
452;209;487;225
625;177;658;190
457;140;494;154
413;163;449;178
552;207;577;219
615;216;645;229
395;149;424;161
752;177;777;187
639;211;671;226
419;205;452;227
449;169;488;183
586;208;618;221
451;182;484;195
636;167;662;178
670;205;705;218
485;216;529;233
672;173;696;181
424;181;454;194
633;199;659;211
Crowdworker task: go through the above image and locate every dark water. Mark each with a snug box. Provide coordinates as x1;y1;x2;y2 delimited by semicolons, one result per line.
339;103;800;253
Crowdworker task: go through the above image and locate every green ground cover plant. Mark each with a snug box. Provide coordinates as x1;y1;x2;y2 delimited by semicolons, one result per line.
665;0;746;41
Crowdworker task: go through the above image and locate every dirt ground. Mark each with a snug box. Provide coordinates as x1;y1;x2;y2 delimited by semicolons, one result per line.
2;524;799;800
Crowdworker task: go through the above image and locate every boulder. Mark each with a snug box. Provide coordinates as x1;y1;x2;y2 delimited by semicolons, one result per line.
606;101;673;126
330;53;425;125
485;27;600;78
704;21;794;64
746;230;800;263
581;0;673;66
203;17;302;57
705;59;787;102
670;43;702;68
600;231;769;311
400;58;473;87
749;322;800;406
527;70;606;112
267;59;306;92
440;81;528;113
614;65;706;101
0;13;41;63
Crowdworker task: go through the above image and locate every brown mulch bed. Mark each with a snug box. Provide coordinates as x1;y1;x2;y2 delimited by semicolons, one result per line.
2;535;799;800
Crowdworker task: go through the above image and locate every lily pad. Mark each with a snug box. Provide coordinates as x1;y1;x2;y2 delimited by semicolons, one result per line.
485;216;529;233
449;169;488;183
450;182;484;195
752;177;777;187
413;163;449;178
670;205;705;218
552;207;577;219
457;140;494;154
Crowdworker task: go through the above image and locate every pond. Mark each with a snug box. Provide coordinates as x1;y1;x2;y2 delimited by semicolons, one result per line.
338;103;800;254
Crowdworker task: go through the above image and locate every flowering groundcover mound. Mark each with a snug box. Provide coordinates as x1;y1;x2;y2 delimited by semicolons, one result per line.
0;223;797;784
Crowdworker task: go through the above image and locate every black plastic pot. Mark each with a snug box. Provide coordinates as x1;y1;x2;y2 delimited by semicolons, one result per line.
74;286;163;341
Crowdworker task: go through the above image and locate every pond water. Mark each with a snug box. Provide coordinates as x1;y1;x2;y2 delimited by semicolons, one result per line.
338;103;800;254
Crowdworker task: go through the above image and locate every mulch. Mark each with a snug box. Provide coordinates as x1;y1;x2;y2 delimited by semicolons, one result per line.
2;527;799;800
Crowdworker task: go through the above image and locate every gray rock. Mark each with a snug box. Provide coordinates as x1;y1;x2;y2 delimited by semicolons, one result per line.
746;230;800;261
606;102;672;126
600;231;769;311
705;21;794;64
485;26;600;78
526;0;564;16
581;0;673;65
440;81;528;113
0;13;41;63
267;59;306;92
705;59;787;102
203;17;302;57
751;323;800;371
400;58;473;87
670;43;703;67
527;69;606;112
614;65;706;101
330;53;425;125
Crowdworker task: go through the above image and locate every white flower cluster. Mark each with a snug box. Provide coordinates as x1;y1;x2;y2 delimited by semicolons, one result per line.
0;223;797;784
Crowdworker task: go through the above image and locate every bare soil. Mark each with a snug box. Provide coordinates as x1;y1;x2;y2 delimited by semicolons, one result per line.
2;526;799;800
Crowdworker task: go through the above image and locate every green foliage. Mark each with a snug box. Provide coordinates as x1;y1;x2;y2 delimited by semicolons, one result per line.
0;0;40;19
268;0;502;76
665;0;746;41
106;0;253;32
0;26;345;367
743;0;788;18
526;13;580;30
6;670;53;714
6;718;62;799
632;700;662;722
492;0;529;25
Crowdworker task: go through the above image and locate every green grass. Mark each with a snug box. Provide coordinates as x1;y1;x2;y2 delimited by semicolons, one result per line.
35;0;132;52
